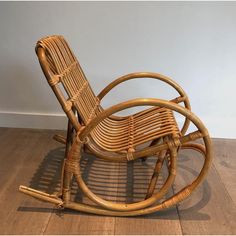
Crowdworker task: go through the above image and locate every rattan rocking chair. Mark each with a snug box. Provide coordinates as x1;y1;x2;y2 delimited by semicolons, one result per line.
19;35;212;216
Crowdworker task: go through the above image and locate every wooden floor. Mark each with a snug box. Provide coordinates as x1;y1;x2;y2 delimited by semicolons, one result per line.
0;127;235;235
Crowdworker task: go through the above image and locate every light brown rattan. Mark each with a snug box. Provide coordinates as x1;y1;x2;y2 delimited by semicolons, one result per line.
19;35;212;216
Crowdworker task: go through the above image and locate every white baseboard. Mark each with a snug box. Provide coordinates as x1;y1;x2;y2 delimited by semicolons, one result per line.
0;111;67;130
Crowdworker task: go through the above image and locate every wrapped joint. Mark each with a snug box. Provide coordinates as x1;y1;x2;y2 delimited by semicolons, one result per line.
173;137;181;147
127;148;135;161
48;75;60;86
58;61;78;77
86;99;100;124
166;138;180;150
162;186;191;209
70;81;89;103
171;96;186;104
176;186;191;202
127;116;135;162
63;101;72;112
65;159;79;173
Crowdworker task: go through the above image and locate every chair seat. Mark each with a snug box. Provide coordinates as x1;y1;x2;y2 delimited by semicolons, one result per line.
91;106;180;152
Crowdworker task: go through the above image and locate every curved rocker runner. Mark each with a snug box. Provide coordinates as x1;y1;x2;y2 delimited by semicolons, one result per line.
19;35;212;216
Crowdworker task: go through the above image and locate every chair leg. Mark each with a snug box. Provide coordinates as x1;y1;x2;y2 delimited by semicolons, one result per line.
58;119;74;199
145;149;167;199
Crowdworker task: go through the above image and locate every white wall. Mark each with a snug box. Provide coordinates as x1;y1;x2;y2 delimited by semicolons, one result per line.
0;2;236;138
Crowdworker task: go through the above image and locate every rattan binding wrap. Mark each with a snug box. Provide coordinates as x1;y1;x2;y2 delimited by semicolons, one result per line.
19;35;212;216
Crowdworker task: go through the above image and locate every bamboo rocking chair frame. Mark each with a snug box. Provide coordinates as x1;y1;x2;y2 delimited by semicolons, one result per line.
19;35;212;216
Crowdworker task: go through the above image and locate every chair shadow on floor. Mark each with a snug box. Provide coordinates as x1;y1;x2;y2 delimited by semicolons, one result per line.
18;145;211;220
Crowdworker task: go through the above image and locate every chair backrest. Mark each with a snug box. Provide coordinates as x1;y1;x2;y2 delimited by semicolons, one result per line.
36;35;100;130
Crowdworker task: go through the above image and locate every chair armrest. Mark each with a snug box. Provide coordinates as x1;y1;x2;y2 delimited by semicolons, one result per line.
98;72;188;103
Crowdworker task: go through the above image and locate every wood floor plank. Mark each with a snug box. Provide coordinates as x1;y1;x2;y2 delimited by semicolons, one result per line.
212;138;236;205
0;128;64;234
43;211;115;235
115;212;183;235
175;147;236;235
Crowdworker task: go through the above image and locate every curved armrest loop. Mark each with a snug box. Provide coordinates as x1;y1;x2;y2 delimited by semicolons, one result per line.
98;72;187;102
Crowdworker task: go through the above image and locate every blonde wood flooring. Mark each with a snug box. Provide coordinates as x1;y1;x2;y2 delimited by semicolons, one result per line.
0;127;235;235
